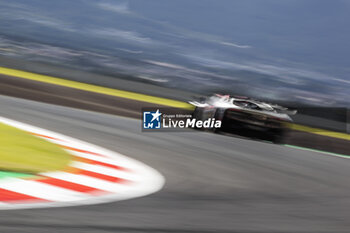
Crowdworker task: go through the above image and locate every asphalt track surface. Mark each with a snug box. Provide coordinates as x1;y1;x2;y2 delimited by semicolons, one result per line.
1;95;350;233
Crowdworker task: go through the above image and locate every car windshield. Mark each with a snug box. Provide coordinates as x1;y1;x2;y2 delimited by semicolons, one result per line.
234;100;260;110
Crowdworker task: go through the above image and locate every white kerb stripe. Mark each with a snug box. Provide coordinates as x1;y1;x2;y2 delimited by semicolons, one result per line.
0;178;90;202
0;202;10;207
70;161;139;181
42;172;129;193
65;150;131;169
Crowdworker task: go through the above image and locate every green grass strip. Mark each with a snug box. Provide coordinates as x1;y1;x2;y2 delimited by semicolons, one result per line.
0;171;36;179
285;144;350;159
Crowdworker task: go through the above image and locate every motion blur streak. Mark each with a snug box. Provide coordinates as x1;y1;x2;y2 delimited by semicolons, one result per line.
0;0;349;231
0;67;193;110
0;95;350;232
1;66;348;142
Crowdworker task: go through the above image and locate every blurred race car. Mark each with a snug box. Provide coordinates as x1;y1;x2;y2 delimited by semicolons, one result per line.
189;94;296;143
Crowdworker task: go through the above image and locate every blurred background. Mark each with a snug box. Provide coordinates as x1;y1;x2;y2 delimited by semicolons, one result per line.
1;0;350;106
1;1;350;232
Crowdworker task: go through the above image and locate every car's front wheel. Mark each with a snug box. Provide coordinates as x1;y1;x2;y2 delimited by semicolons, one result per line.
192;106;201;120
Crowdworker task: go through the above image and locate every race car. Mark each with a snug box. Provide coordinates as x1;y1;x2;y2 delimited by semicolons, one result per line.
189;94;296;143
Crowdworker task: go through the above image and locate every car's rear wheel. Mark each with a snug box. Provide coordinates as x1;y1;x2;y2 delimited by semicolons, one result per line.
192;107;201;120
192;107;204;130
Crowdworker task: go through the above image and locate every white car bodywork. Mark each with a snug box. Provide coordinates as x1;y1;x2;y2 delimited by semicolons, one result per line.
189;94;295;122
189;94;296;143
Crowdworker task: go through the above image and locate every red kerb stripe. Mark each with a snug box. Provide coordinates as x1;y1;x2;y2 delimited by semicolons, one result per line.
62;145;105;157
29;132;63;141
37;177;107;195
77;170;130;184
76;157;129;171
0;188;46;202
